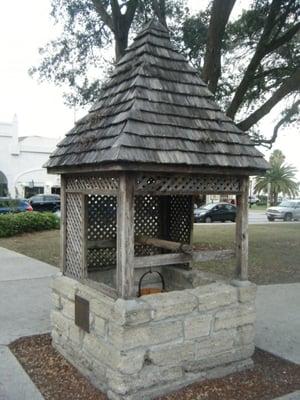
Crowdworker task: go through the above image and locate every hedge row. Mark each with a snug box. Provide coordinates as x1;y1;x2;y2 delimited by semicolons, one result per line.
0;212;60;238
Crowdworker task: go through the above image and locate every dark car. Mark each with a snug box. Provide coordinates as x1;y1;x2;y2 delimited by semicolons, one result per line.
28;194;60;212
194;202;236;223
0;198;33;214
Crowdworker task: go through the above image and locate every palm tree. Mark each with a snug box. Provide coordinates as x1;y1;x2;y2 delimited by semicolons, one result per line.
255;152;299;206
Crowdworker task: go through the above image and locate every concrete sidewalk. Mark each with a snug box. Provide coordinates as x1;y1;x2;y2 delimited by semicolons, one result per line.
274;392;300;400
0;246;299;399
0;247;59;399
256;283;300;365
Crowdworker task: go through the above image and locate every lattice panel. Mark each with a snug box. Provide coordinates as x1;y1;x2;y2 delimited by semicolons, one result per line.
169;195;192;244
87;194;117;270
65;193;84;279
66;175;119;192
88;248;116;270
134;195;162;256
136;175;241;194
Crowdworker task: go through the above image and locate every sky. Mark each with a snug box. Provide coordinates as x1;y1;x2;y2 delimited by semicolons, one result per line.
0;0;299;179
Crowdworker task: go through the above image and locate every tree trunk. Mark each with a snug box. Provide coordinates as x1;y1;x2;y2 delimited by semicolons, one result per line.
92;0;138;62
152;0;167;27
115;27;129;61
202;0;236;94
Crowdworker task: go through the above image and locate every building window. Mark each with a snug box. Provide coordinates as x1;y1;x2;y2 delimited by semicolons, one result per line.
24;186;44;198
51;186;61;195
0;171;8;197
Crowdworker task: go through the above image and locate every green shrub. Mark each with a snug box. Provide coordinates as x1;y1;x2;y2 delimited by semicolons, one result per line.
0;212;60;238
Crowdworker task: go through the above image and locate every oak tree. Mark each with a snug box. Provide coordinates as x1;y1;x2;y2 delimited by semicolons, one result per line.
31;0;300;146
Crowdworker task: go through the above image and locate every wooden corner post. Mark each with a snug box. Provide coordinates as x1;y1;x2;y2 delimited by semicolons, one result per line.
60;175;67;273
235;176;249;280
117;173;135;298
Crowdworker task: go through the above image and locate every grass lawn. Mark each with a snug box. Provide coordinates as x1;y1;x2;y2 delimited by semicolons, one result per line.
248;204;267;212
0;230;60;267
0;224;299;285
193;223;300;284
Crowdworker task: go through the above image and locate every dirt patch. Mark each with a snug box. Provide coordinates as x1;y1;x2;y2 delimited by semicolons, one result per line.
10;334;300;400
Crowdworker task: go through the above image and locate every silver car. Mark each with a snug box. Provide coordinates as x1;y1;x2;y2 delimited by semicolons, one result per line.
266;200;300;221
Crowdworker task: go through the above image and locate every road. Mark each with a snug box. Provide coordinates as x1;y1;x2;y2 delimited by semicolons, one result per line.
195;211;300;225
249;211;268;224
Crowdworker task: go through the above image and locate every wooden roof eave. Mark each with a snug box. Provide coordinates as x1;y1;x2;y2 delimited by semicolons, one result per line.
46;160;268;177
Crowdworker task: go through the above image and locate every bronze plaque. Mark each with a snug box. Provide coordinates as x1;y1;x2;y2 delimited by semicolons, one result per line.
75;295;90;333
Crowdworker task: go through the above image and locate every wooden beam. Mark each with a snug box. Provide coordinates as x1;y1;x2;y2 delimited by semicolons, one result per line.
188;195;195;269
81;194;88;279
235;176;249;280
134;253;192;268
159;196;170;241
136;235;193;254
60;175;67;273
134;249;234;269
193;249;234;262
116;173;135;298
48;163;263;177
66;189;117;196
87;239;116;249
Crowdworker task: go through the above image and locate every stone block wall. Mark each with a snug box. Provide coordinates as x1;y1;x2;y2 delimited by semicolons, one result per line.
51;276;256;400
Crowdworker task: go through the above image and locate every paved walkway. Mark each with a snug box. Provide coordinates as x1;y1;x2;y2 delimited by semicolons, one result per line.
273;392;300;400
256;283;300;364
0;246;299;399
0;247;59;399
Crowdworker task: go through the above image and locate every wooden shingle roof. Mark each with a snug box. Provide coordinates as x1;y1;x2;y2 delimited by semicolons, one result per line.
46;19;268;173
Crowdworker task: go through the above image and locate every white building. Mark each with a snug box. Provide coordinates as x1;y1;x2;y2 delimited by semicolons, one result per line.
0;115;60;198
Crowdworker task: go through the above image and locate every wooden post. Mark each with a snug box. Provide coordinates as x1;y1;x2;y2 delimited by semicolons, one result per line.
60;175;67;273
159;196;170;241
81;194;88;279
188;195;194;270
235;176;249;280
117;173;135;298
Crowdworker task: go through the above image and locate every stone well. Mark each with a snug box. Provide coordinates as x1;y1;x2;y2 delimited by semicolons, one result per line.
51;273;256;400
46;18;268;400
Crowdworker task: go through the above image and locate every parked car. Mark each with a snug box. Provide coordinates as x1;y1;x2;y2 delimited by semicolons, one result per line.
248;195;259;205
194;202;236;223
28;194;60;212
0;198;33;214
266;200;300;221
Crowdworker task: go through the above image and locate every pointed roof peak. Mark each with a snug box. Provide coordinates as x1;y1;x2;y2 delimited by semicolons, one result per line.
145;17;168;31
46;18;268;173
135;17;169;39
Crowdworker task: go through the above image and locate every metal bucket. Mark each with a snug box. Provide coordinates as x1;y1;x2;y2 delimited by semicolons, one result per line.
138;270;166;297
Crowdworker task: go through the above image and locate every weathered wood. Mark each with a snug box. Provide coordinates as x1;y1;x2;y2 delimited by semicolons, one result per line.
87;239;116;249
193;249;234;262
235;177;249;280
135;175;242;195
134;253;192;268
48;164;265;179
136;235;193;254
116;174;135;298
159;196;170;241
46;21;268;174
81;194;88;279
134;249;234;269
188;195;195;269
66;189;117;196
60;175;67;273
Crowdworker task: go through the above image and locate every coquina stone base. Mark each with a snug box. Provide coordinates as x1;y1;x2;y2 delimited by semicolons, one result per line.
51;275;256;400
